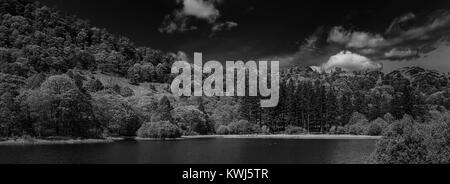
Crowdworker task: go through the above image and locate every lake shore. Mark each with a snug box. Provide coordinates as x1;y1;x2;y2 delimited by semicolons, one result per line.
0;134;382;145
181;134;382;140
0;138;114;146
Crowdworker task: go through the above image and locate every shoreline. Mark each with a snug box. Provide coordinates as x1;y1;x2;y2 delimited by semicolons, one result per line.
0;134;381;145
0;138;114;146
181;134;382;140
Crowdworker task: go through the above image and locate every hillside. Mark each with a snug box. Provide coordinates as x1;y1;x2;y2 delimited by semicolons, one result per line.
2;1;450;164
0;0;174;82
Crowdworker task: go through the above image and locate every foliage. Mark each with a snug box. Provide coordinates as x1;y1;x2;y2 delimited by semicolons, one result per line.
151;96;173;122
173;106;212;135
348;112;369;125
18;75;102;138
91;92;142;136
216;125;230;135
370;117;429;164
0;0;174;81
84;78;104;93
119;86;134;97
284;126;307;135
228;120;254;135
383;113;396;124
371;112;450;164
210;102;240;128
40;75;77;96
136;121;181;139
261;125;271;134
336;126;347;134
367;118;388;136
347;123;367;135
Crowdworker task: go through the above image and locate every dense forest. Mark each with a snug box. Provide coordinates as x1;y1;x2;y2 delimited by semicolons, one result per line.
1;0;450;163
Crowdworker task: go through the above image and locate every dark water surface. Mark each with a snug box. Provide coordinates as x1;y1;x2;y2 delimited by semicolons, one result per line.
0;138;377;164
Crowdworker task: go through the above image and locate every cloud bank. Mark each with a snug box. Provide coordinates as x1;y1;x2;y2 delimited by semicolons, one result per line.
266;10;450;72
327;11;450;61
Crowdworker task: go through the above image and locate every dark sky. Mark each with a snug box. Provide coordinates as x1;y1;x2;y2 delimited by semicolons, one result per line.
38;0;450;72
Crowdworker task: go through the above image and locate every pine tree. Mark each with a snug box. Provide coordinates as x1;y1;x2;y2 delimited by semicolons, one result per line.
326;88;338;131
340;92;353;126
285;81;297;126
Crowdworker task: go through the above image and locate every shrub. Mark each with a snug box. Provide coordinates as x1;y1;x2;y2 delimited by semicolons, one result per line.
366;123;383;136
228;120;253;135
366;118;388;136
252;125;262;134
26;73;47;89
109;84;121;94
285;126;307;135
173;106;212;135
136;121;181;139
348;112;369;125
92;93;143;136
216;125;230;135
383;113;396;124
120;86;134;97
370;117;429;164
329;126;337;134
347;123;367;135
211;104;239;128
261;125;271;134
128;95;159;122
336;126;347;134
84;78;104;92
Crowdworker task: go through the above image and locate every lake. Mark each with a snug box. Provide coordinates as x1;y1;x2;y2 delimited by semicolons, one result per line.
0;138;377;164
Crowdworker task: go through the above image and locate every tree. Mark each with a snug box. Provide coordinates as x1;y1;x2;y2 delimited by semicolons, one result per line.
57;89;99;137
173;106;211;135
151;96;173;123
216;125;230;135
348;112;368;125
366;118;388;136
92;92;142;136
136;121;181;139
40;75;77;96
84;78;104;92
339;92;353;126
383;113;396;124
370;116;428;164
211;103;239;128
228;120;254;135
325;88;338;130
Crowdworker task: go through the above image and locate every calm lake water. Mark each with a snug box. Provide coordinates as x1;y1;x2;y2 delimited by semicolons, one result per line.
0;138;377;164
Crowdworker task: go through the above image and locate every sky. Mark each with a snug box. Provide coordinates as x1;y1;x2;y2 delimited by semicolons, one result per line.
38;0;450;73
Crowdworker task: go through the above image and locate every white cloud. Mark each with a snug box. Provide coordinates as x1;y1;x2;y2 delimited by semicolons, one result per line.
328;26;386;49
327;11;450;61
182;0;220;22
316;51;382;73
384;48;418;60
175;51;190;62
159;0;237;34
211;21;238;32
